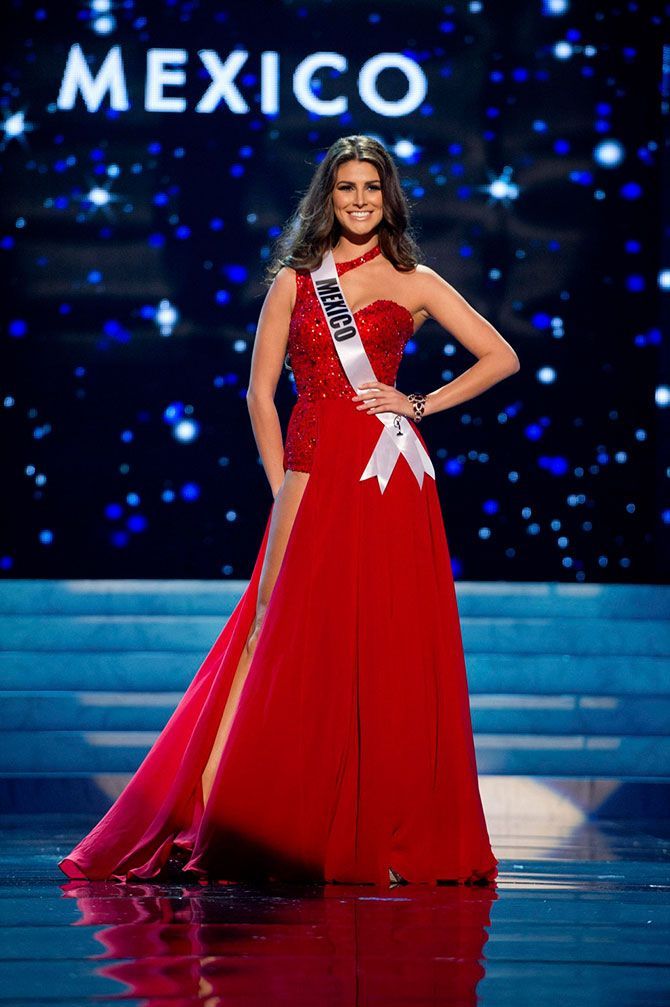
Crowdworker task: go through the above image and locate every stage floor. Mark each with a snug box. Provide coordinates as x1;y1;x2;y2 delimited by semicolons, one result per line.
0;813;668;1005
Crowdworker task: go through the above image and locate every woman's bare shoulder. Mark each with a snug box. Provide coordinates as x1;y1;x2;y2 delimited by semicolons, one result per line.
273;264;298;283
393;263;445;321
408;262;444;282
268;265;299;312
394;261;442;283
405;262;461;300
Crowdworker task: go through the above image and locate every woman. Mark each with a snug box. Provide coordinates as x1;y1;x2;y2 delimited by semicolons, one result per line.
58;135;519;887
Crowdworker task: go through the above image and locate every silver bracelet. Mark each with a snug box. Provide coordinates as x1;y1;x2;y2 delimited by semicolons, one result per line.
407;392;427;423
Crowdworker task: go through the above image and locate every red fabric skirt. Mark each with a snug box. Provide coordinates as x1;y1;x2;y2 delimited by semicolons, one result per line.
58;398;499;887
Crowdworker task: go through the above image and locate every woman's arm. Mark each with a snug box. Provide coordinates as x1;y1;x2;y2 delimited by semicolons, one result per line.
246;267;295;498
413;266;520;418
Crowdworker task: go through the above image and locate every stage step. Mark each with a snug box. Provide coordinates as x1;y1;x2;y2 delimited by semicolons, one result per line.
0;651;665;695
1;729;668;776
0;579;667;618
476;735;669;776
2;690;669;734
1;613;668;654
0;580;667;814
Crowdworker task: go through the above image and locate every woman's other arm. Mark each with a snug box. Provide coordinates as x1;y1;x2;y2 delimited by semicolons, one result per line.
413;267;520;418
246;267;295;498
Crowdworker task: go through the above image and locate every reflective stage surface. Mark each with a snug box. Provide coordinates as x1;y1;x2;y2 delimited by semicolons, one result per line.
0;814;668;1006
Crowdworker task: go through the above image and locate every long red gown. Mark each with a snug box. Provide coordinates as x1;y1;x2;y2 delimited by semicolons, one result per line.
58;243;499;887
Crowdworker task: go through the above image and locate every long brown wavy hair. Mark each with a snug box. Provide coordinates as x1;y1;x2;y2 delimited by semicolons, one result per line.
264;135;422;286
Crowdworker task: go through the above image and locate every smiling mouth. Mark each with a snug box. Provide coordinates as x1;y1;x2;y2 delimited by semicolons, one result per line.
349;211;373;218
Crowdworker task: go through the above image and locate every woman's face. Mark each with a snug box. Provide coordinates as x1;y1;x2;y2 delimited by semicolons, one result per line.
331;159;383;237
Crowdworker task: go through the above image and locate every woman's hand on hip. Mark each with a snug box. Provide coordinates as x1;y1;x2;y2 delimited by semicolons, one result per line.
351;381;413;418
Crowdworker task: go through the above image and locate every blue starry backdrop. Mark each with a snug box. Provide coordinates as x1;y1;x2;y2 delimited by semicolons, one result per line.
1;0;668;581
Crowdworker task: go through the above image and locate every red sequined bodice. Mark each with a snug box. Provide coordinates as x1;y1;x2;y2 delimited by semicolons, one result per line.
283;244;414;474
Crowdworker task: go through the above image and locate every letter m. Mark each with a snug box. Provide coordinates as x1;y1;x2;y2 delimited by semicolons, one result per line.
57;44;129;112
315;279;339;297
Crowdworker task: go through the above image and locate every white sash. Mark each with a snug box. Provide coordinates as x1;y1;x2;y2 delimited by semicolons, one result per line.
310;247;436;494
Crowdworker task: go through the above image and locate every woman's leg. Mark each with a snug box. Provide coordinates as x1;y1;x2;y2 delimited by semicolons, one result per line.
200;470;310;806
